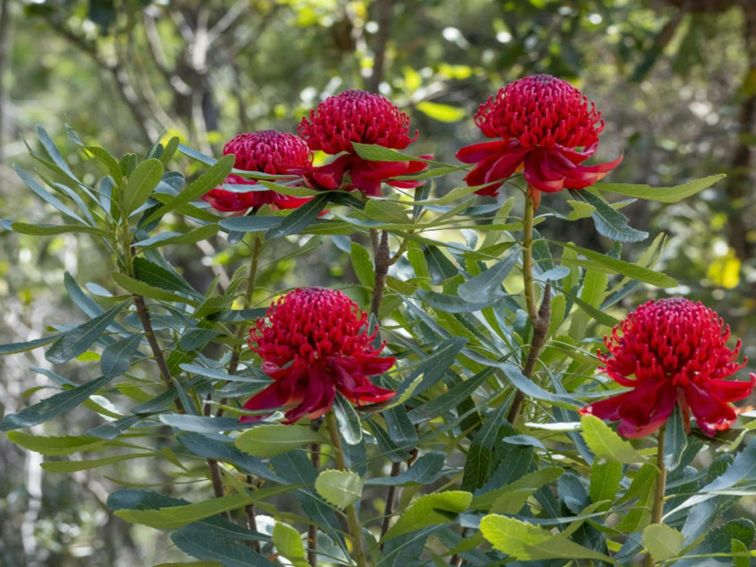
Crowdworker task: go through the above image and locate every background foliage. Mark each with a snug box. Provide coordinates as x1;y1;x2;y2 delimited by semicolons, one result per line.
0;0;754;565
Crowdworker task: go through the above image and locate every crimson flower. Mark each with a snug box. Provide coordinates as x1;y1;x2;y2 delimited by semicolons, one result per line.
203;130;313;212
456;75;622;205
298;90;429;197
241;288;396;424
581;298;755;439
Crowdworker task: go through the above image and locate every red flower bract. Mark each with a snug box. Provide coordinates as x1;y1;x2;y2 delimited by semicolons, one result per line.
298;90;429;197
456;74;622;200
581;298;755;439
203;130;313;212
242;288;396;424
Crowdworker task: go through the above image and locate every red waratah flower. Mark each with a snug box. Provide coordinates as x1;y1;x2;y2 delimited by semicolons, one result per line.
581;298;755;439
241;288;396;424
203;130;313;212
456;75;622;205
298;90;429;197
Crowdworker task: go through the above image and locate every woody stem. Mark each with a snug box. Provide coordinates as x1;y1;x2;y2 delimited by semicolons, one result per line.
371;229;390;318
326;412;370;567
507;190;550;425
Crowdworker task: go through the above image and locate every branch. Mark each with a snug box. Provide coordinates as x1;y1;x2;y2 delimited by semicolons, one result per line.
207;0;250;45
143;12;192;96
366;0;394;92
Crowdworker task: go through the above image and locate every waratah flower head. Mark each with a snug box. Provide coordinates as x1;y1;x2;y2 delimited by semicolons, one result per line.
581;298;755;439
474;74;604;149
298;90;417;154
298;90;428;196
456;74;622;200
242;288;396;424
203;130;313;212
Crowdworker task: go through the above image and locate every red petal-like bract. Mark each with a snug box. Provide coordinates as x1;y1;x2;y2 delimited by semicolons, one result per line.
581;298;755;438
242;288;396;424
298;90;428;196
456;74;622;197
203;130;313;212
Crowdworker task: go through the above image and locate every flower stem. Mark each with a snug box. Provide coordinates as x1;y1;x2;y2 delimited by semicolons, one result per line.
522;191;538;323
228;235;263;376
308;427;321;567
507;190;550;425
643;424;667;567
370;229;390;318
326;412;370;567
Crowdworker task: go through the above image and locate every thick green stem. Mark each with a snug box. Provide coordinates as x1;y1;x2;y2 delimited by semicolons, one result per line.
522;192;538;323
326;413;370;567
643;424;667;567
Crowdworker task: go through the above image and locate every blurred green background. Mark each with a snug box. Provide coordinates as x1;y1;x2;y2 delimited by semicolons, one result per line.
0;0;753;564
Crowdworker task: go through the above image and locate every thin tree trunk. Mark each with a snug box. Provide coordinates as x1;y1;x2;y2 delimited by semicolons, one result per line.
0;0;12;163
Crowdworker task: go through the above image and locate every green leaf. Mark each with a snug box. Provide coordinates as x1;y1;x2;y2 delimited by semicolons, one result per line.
415;101;466;122
6;432;107;455
46;303;126;364
219;216;282;233
664;405;689;471
559;242;677;288
42;452;153;473
383;490;472;541
134;224;219;248
461;403;509;492
123;158;164;215
350;241;375;288
0;334;60;355
10;221;106;237
36;125;78;180
408;367;493;424
457;246;519;304
480;515;613;562
565;199;596;220
266;194;329;239
594;174;725;203
0;374;115;431
642;523;684;561
589;460;623;509
333;394;362;445
13;164;86;224
471;467;564;513
171;524;275;567
84;145;124;185
144;155;234;225
115;493;254;529
235;424;325;458
576;190;649;242
272;522;308;567
352;143;420;162
111;273;197;305
160;137;180;165
100;333;142;377
367;451;445;486
363;199;409;224
133;257;198;296
315;469;363;510
581;414;643;464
